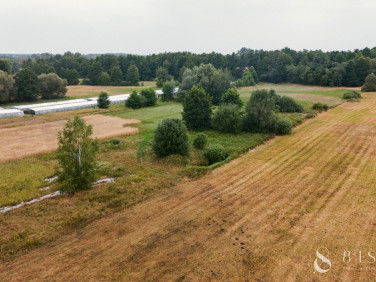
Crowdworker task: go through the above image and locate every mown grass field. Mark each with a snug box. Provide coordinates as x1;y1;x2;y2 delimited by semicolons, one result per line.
0;83;339;264
1;91;375;280
239;83;361;106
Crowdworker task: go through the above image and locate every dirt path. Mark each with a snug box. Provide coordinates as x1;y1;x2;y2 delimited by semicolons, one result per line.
1;95;376;281
0;115;140;162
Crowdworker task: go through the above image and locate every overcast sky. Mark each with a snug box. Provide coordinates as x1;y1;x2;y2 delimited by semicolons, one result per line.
1;0;375;55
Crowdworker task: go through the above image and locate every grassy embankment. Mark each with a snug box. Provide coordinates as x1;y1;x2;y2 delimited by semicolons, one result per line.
0;83;344;261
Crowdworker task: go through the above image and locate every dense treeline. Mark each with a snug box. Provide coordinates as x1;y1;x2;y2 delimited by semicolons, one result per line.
0;58;68;103
2;47;376;87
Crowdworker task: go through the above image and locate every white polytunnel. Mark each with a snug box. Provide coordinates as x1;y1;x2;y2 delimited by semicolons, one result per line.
0;109;24;118
25;101;98;115
10;99;89;111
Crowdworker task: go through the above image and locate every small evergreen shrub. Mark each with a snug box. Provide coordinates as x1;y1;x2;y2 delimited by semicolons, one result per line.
152;118;189;157
193;132;208;149
212;104;242;133
204;143;227;165
97;91;110;108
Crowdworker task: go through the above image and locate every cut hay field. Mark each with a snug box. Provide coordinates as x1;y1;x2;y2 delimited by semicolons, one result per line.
66;81;156;98
0;115;140;163
1;92;376;280
239;83;361;106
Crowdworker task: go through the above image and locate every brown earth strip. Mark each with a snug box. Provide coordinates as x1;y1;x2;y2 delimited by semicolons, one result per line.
0;115;140;163
1;95;376;281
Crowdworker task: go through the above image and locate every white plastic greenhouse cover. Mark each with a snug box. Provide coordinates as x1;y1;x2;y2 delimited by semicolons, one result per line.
27;101;98;115
10;99;89;111
88;94;131;105
0;109;24;119
155;90;163;97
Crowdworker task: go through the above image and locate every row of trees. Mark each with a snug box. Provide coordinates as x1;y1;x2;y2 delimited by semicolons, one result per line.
182;87;297;134
0;68;67;103
2;47;376;87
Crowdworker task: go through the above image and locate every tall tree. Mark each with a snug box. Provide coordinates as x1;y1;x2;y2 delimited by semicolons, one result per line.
15;67;40;101
37;73;68;99
88;61;103;85
110;65;123;85
57;116;99;193
243;89;275;132
0;70;16;103
155;67;171;87
182;86;212;130
126;64;140;85
0;59;11;74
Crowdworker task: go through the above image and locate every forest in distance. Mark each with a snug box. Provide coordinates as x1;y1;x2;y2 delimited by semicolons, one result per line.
1;47;376;88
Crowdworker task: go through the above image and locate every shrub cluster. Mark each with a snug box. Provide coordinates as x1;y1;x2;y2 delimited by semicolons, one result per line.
343;91;361;99
193;133;208;149
275;96;303;113
212;104;242;133
221;88;243;109
204;143;228;165
361;73;376;92
269;114;292;135
242;89;293;135
312;103;329;111
125;88;157;109
152;118;189;157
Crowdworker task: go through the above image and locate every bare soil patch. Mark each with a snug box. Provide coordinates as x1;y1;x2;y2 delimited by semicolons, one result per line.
0;115;140;163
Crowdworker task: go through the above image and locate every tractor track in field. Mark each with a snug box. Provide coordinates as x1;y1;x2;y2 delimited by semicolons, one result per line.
1;94;376;281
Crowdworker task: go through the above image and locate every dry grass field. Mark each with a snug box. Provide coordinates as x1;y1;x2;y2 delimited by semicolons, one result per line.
66;81;156;97
1;93;376;280
0;115;140;162
240;83;361;106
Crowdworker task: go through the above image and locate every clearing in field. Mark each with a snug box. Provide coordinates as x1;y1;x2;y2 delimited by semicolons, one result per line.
0;115;140;162
2;93;376;280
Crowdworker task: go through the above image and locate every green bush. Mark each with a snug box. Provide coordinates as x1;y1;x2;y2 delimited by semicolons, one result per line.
212;104;242;133
275;96;303;113
152;118;189;157
269;115;292;135
361;73;376;92
343;90;361;99
204;143;227;165
126;91;144;109
221;88;243;109
193;132;208;149
312;103;329;111
140;88;157;106
97;91;110;108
